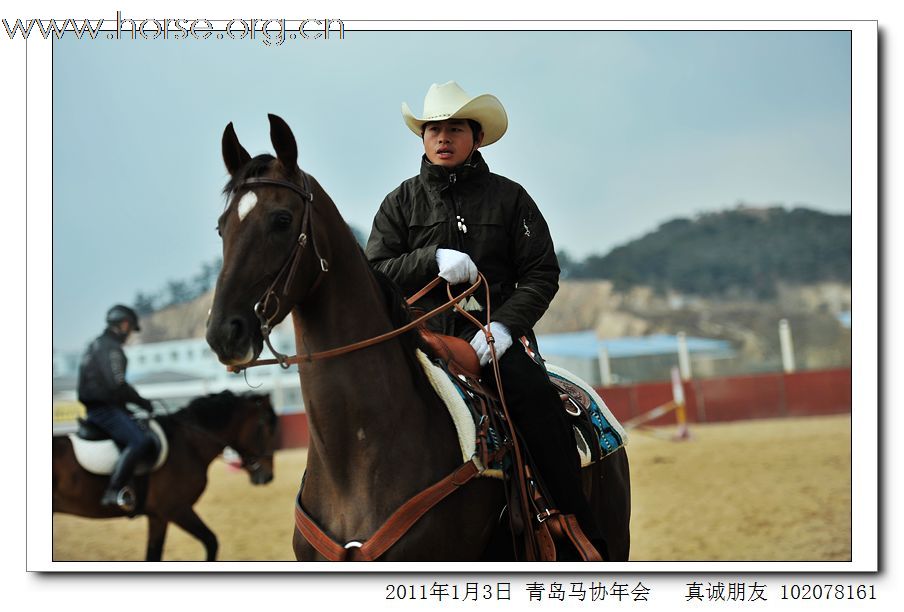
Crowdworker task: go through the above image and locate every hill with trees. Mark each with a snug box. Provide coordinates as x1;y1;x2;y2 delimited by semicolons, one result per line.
559;206;851;298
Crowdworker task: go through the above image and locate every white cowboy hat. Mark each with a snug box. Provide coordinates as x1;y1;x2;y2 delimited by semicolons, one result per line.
401;81;508;146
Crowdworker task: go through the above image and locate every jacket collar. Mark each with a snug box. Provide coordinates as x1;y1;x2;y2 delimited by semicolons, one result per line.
102;327;127;345
419;150;489;192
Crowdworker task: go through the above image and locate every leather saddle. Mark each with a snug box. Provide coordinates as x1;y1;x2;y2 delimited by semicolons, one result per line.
76;418;119;442
419;329;482;381
70;417;169;476
419;329;627;467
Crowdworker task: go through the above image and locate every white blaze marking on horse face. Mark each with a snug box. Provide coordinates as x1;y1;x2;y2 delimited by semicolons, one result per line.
236;192;258;222
357;428;366;441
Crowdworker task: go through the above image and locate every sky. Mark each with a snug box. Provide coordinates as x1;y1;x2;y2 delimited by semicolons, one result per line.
51;28;852;351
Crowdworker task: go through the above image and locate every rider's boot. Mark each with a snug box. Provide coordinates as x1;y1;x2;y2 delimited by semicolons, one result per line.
100;445;142;512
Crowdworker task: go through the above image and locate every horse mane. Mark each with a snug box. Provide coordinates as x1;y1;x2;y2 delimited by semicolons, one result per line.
222;154;277;196
364;250;439;398
370;264;428;350
170;390;243;430
358;244;430;354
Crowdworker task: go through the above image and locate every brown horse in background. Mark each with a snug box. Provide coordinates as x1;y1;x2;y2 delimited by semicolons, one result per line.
53;391;278;561
205;115;630;561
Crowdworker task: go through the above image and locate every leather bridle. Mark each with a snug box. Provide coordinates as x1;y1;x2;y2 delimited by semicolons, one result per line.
226;173;328;369
236;411;275;476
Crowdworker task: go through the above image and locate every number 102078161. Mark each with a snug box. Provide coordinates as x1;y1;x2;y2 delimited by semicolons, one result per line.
781;584;876;600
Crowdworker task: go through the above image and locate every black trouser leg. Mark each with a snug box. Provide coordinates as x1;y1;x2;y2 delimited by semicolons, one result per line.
484;347;600;540
87;405;155;506
106;445;143;493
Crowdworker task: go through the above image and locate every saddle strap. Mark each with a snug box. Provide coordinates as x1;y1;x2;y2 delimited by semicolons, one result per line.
526;464;603;562
294;459;481;561
547;514;603;562
534;519;557;561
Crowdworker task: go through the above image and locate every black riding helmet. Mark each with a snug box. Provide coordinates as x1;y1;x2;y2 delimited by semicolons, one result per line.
105;304;141;331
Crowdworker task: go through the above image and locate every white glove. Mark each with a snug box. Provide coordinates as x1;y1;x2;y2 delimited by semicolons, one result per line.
436;248;477;284
470;322;513;367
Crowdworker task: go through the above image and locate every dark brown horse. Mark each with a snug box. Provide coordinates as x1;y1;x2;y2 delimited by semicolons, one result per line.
206;114;630;561
53;391;278;561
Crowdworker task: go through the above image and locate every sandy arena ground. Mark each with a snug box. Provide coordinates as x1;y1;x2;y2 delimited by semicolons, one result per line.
52;414;851;562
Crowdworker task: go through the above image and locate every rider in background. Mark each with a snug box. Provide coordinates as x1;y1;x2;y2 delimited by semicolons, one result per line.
77;304;156;512
365;81;604;557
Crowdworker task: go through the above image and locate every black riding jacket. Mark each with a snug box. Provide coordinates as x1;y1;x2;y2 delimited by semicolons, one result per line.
365;151;559;340
77;328;150;410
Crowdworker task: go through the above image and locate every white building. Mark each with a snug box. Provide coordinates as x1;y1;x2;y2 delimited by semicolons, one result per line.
53;323;305;415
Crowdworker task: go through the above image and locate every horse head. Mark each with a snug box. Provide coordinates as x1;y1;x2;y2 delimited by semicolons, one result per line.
233;392;279;485
207;114;325;366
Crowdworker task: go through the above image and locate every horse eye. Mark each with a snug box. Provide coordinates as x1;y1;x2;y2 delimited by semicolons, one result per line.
272;210;293;230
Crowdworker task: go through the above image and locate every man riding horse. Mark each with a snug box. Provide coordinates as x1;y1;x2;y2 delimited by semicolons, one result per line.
76;304;156;512
365;81;605;558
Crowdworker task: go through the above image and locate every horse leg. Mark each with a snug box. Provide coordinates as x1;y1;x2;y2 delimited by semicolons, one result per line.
145;515;169;561
172;508;218;561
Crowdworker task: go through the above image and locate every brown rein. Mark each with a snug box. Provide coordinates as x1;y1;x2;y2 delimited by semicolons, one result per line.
442;281;541;560
225;174;493;372
228;275;485;372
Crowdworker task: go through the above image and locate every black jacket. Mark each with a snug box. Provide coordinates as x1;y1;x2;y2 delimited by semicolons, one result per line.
365;152;559;339
77;329;151;410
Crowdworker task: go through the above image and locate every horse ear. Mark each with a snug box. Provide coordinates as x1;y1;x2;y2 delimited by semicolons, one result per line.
268;114;298;171
222;122;251;176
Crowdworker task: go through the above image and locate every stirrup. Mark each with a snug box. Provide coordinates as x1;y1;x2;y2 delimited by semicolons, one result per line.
102;486;136;513
116;487;136;512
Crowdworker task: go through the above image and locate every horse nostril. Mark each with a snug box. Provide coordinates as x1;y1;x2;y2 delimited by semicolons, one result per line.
228;317;246;343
